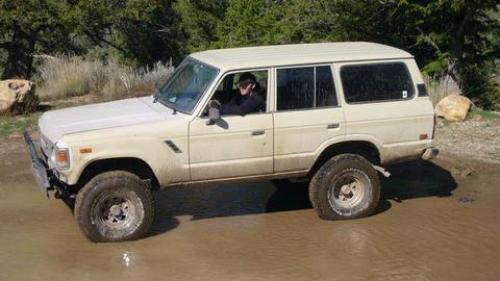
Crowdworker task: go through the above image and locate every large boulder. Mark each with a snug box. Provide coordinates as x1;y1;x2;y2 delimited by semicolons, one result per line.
435;94;472;122
0;79;37;115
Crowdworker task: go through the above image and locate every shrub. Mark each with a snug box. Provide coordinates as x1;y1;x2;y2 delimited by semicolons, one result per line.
425;74;500;111
35;56;174;101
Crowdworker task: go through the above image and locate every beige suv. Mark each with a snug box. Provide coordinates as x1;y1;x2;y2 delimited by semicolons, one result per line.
25;42;438;242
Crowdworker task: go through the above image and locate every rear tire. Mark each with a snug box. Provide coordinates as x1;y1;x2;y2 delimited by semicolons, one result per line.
75;171;154;242
309;154;380;220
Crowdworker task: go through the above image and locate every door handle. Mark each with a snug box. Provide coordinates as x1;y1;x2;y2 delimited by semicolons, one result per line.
327;123;340;129
251;130;265;136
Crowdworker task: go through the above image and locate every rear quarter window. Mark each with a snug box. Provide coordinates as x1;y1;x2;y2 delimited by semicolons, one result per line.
340;62;415;103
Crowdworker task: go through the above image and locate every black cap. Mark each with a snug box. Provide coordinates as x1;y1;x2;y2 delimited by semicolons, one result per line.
238;72;257;86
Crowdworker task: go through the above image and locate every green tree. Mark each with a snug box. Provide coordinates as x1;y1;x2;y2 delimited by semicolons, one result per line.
276;0;343;43
70;0;182;67
0;0;77;79
331;0;499;109
173;0;228;52
212;0;282;48
420;1;499;108
0;0;182;79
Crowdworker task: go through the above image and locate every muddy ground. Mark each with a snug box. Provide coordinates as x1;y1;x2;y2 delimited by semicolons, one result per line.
1;134;500;281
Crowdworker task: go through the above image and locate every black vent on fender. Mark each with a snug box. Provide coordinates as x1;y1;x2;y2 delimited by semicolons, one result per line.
164;140;182;153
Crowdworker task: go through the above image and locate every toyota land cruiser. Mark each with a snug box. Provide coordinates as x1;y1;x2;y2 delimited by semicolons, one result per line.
25;42;438;242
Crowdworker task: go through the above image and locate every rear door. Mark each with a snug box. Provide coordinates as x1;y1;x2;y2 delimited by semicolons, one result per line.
273;65;345;173
335;59;435;163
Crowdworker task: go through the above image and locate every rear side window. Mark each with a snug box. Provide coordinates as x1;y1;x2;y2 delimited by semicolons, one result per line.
277;67;314;110
341;63;414;103
277;66;337;111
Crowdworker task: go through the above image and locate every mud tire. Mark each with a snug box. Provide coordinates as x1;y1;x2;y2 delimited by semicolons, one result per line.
309;154;380;220
75;171;154;242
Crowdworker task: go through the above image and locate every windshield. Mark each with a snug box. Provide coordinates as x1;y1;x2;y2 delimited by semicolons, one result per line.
157;58;219;113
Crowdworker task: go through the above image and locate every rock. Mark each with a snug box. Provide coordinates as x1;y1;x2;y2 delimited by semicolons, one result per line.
0;79;38;115
450;167;474;178
458;195;476;203
460;168;473;177
435;94;472;122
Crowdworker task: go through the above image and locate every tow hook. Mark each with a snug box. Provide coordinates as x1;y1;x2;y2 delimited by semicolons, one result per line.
373;165;391;178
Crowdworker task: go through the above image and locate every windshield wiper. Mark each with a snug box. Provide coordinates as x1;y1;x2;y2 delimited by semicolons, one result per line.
153;86;178;115
169;101;177;115
160;99;177;115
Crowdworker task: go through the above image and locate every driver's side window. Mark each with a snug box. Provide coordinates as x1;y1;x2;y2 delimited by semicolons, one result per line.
205;70;268;116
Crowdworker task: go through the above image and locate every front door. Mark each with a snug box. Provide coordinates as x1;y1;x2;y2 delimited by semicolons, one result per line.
189;69;273;181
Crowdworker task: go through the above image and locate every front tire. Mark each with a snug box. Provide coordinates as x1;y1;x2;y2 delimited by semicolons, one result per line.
75;171;154;242
309;154;380;220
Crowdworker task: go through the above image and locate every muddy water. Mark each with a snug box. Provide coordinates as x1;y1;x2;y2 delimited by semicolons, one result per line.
1;138;500;281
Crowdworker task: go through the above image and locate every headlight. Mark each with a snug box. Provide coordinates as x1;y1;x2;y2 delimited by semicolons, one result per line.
55;148;70;169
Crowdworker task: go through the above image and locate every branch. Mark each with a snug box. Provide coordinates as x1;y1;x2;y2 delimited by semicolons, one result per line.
83;30;128;54
416;27;441;53
32;54;58;60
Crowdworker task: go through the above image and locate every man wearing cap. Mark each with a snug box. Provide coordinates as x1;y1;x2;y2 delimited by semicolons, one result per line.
220;72;265;116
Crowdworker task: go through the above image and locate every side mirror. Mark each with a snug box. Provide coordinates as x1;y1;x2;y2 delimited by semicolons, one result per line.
206;107;220;126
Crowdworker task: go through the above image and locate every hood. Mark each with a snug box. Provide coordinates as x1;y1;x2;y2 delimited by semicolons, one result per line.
39;96;172;142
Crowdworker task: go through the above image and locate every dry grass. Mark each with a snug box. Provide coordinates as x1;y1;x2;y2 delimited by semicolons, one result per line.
424;75;461;106
35;56;174;101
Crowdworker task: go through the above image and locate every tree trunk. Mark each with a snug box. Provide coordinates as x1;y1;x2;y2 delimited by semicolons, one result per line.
1;25;37;80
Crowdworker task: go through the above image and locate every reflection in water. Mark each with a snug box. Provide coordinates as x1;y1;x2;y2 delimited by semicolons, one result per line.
122;252;132;267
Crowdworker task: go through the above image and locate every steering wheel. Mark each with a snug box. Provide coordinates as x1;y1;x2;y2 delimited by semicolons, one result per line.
208;99;221;109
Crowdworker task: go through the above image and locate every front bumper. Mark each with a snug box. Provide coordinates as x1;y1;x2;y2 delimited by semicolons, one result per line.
24;132;61;197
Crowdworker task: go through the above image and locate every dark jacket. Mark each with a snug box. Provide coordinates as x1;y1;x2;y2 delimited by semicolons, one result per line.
220;90;265;116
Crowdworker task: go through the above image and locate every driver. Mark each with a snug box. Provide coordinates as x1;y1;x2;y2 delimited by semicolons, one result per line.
220;72;265;116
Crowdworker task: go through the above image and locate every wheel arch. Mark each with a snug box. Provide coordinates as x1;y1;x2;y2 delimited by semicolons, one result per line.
74;157;160;191
308;140;381;178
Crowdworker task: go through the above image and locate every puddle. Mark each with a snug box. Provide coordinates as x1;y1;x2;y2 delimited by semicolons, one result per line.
1;137;500;281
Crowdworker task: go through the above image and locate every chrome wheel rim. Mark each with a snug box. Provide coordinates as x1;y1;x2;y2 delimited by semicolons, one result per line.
91;190;144;236
328;169;368;209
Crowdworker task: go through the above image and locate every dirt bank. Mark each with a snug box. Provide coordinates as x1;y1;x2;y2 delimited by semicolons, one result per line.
434;115;500;163
1;135;500;281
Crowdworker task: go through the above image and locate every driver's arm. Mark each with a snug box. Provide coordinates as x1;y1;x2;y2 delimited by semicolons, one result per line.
221;94;264;116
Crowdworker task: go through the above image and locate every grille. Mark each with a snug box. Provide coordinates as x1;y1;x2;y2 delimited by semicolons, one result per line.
39;131;54;159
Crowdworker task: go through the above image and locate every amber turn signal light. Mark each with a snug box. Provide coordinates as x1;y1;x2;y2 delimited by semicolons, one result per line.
80;148;93;154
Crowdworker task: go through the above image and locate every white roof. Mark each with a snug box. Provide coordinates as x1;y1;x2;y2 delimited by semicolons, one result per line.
190;42;413;71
